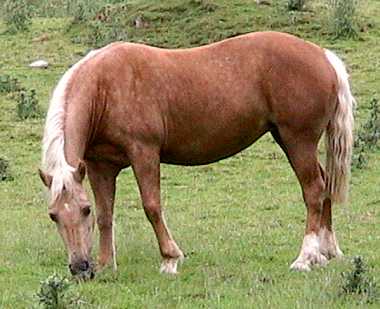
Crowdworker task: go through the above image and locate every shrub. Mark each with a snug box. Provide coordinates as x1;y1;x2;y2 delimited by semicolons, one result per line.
287;0;306;11
352;97;380;169
36;273;87;308
87;19;128;47
190;0;218;12
37;274;70;309
329;0;359;39
358;98;380;149
16;88;41;120
0;75;21;94
352;140;367;169
340;256;378;304
83;4;129;47
0;157;14;181
3;0;32;33
67;0;91;24
66;0;107;25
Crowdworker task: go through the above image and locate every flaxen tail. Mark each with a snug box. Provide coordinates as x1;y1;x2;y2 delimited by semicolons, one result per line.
324;49;355;204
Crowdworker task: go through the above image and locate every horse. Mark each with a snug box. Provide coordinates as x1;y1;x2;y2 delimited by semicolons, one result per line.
39;31;354;279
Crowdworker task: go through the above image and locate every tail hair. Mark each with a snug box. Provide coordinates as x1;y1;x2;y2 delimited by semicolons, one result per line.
324;49;355;204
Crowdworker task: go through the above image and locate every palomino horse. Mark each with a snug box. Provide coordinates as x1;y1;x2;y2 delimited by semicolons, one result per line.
39;31;354;279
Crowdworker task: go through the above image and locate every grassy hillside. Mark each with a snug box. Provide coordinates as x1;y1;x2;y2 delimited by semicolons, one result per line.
0;0;379;308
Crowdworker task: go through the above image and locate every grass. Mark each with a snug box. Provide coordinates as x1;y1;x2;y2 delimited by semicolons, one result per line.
0;0;379;307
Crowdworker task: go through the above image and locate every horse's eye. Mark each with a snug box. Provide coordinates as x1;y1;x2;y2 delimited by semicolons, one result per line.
82;206;91;217
49;212;58;222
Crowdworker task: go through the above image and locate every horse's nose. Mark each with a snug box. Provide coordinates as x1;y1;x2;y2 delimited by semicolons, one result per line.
78;260;90;272
69;260;90;275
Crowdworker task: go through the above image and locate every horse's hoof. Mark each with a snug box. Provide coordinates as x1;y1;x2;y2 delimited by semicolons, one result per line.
290;259;312;272
160;255;183;275
290;252;328;271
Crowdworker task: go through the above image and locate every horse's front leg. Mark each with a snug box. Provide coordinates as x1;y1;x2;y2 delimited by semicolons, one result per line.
129;145;184;274
87;160;120;272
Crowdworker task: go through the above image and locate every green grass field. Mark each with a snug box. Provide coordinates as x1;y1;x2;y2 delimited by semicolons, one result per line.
0;0;379;308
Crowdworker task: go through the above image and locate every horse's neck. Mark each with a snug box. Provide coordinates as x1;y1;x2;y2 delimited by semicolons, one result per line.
63;98;93;168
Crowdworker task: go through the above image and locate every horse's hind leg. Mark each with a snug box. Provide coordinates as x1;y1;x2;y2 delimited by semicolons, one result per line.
318;165;344;260
272;128;328;271
129;145;183;274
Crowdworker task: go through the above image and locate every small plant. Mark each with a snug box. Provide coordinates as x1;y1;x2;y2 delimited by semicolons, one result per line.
359;98;380;148
86;20;121;47
37;274;71;309
86;5;129;47
66;0;104;25
3;0;32;33
0;75;21;94
68;0;88;24
190;0;219;12
352;140;367;169
36;273;87;308
16;88;41;120
287;0;306;11
352;98;380;169
329;0;359;39
340;256;378;303
0;157;14;181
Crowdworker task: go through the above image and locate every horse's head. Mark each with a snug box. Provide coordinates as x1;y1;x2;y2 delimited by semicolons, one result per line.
39;162;95;280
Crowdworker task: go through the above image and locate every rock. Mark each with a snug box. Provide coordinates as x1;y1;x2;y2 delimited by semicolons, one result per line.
29;60;49;69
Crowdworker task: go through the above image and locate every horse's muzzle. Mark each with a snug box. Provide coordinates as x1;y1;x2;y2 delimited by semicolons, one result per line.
69;260;95;280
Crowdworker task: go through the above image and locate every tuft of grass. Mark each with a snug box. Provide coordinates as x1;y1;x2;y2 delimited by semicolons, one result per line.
0;157;14;181
0;74;41;120
36;273;87;308
3;0;32;33
36;274;71;309
66;2;129;47
0;74;21;94
329;0;359;39
340;256;378;304
287;0;306;11
16;88;41;120
359;98;380;149
353;97;380;169
189;0;219;12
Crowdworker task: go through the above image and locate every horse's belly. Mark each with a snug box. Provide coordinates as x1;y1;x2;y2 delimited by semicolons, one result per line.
160;120;269;166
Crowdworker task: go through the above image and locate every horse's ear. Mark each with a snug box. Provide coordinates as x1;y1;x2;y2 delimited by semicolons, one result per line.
74;161;86;183
39;169;52;188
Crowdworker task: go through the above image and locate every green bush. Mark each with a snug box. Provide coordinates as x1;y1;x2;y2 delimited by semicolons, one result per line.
353;98;380;169
3;0;32;33
66;0;109;24
65;2;129;47
0;75;21;94
87;19;128;47
16;88;41;120
71;3;129;47
329;0;359;39
340;256;378;304
287;0;306;11
0;157;14;182
37;274;70;309
359;98;380;149
36;273;87;308
67;0;92;24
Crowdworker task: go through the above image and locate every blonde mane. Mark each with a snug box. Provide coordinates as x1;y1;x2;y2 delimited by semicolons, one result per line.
41;49;101;201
